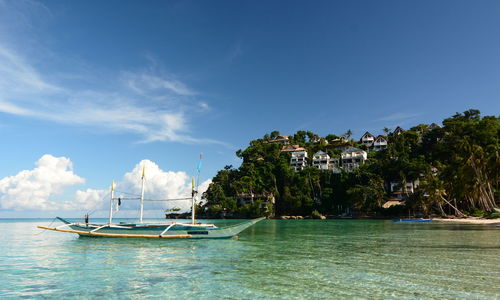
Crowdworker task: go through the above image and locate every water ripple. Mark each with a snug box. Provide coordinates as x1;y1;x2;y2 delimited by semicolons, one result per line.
0;219;499;299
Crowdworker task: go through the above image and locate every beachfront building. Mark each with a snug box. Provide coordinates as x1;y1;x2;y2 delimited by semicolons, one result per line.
236;192;275;212
290;148;308;171
389;179;420;195
372;135;388;151
312;151;330;170
340;147;367;172
359;132;376;147
385;179;421;207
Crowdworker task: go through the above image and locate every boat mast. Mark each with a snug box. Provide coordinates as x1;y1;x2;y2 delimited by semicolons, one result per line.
108;180;115;224
139;166;145;223
192;154;202;225
191;177;196;225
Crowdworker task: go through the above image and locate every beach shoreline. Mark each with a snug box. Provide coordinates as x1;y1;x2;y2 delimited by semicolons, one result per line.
432;218;500;225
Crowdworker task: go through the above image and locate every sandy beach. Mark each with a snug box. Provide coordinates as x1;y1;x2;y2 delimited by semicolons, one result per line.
433;218;500;225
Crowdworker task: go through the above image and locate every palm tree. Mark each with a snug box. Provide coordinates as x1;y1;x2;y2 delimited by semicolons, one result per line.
344;129;353;139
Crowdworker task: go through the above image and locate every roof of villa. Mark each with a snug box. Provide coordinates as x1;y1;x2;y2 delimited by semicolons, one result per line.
342;147;365;154
281;144;300;152
360;131;375;139
394;126;405;133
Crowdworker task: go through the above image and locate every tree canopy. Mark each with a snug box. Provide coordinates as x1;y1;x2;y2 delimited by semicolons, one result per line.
202;110;499;218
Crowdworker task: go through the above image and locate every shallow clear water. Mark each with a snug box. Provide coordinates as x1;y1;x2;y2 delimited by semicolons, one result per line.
1;218;499;299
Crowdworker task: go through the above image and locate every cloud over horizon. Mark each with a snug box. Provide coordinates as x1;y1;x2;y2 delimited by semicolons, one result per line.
0;154;85;210
0;155;211;213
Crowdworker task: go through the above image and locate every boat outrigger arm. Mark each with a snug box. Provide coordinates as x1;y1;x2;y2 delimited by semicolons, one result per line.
37;169;265;239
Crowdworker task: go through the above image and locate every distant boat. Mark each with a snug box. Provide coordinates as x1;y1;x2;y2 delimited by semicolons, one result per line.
392;218;432;223
38;161;264;239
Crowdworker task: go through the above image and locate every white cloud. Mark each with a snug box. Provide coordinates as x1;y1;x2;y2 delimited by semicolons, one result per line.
225;41;243;63
0;155;211;213
198;101;210;111
77;159;211;213
0;44;212;143
73;188;110;211
0;45;60;93
376;112;421;122
0;154;85;210
124;72;196;97
0;22;225;145
0;1;231;146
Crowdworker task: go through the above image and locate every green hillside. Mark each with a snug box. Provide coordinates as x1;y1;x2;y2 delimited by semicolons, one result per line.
201;109;499;218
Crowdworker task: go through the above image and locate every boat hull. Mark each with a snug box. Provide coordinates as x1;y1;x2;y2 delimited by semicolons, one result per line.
38;217;265;239
392;218;432;223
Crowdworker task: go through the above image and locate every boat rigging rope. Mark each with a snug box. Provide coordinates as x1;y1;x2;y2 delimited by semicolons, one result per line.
85;191;112;217
114;190;141;197
35;217;58;235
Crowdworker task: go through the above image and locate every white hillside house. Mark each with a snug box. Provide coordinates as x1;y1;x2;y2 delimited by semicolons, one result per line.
290;148;308;171
312;151;330;170
390;180;420;195
329;158;341;173
341;147;367;172
372;135;388;151
388;179;421;205
360;132;375;147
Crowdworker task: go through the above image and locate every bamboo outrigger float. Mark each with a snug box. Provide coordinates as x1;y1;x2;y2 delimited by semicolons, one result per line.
37;159;265;239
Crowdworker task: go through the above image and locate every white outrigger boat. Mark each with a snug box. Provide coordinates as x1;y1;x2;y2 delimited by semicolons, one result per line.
38;166;264;239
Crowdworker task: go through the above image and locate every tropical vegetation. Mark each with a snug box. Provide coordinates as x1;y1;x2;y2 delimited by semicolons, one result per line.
201;109;499;218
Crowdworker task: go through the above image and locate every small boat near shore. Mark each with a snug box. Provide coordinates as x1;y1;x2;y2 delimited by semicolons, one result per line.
38;162;264;239
392;218;432;223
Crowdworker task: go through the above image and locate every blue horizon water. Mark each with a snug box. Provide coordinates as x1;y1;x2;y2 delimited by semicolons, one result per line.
1;219;499;299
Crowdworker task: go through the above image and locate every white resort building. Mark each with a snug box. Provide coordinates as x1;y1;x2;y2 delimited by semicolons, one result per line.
340;147;367;172
389;179;420;196
372;135;388;151
359;132;388;151
360;132;376;147
329;158;341;173
312;151;330;170
290;148;308;171
283;145;368;172
281;128;407;171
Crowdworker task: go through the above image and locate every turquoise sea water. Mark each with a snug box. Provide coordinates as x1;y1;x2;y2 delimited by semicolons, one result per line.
1;218;499;299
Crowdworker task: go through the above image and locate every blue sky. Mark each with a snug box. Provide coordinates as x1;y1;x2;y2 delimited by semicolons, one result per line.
0;0;499;217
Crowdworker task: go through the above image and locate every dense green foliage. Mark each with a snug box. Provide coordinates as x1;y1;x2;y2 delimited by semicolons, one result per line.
202;110;499;217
